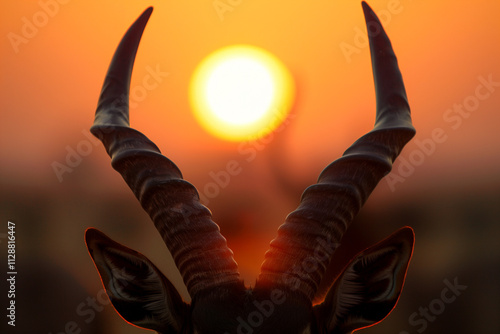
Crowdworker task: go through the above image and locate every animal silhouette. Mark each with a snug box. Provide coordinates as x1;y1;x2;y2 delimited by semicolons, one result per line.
85;2;416;333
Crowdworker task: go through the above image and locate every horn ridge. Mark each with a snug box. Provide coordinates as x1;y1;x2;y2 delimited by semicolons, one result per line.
91;7;241;298
256;1;415;301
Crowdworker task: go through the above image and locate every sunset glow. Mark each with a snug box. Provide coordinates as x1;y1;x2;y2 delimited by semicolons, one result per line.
189;45;294;141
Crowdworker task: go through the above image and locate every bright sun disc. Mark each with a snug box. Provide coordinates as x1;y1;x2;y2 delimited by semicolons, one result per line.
190;45;294;141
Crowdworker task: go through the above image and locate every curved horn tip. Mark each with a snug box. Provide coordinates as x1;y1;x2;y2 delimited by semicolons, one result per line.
91;6;154;137
135;6;154;32
361;1;376;20
360;1;415;135
134;7;154;23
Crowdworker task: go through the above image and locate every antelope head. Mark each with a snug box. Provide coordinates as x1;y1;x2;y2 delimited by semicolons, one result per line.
85;2;416;333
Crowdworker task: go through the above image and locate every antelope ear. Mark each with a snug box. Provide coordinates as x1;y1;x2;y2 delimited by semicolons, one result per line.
314;227;414;333
85;228;187;333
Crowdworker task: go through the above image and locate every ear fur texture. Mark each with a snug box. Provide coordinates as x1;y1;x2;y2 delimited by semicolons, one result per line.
315;227;414;333
85;228;187;333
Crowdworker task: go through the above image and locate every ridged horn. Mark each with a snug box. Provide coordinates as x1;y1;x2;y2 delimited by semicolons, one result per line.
256;1;416;301
91;7;241;298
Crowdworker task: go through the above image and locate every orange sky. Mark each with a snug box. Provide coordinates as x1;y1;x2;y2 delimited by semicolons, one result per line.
2;1;499;189
1;2;500;331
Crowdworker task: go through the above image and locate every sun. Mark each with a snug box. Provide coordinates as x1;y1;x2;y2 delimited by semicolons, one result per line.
189;45;295;141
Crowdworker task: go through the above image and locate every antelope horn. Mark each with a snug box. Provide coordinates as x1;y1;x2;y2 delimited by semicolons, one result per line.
256;1;416;301
91;7;242;298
